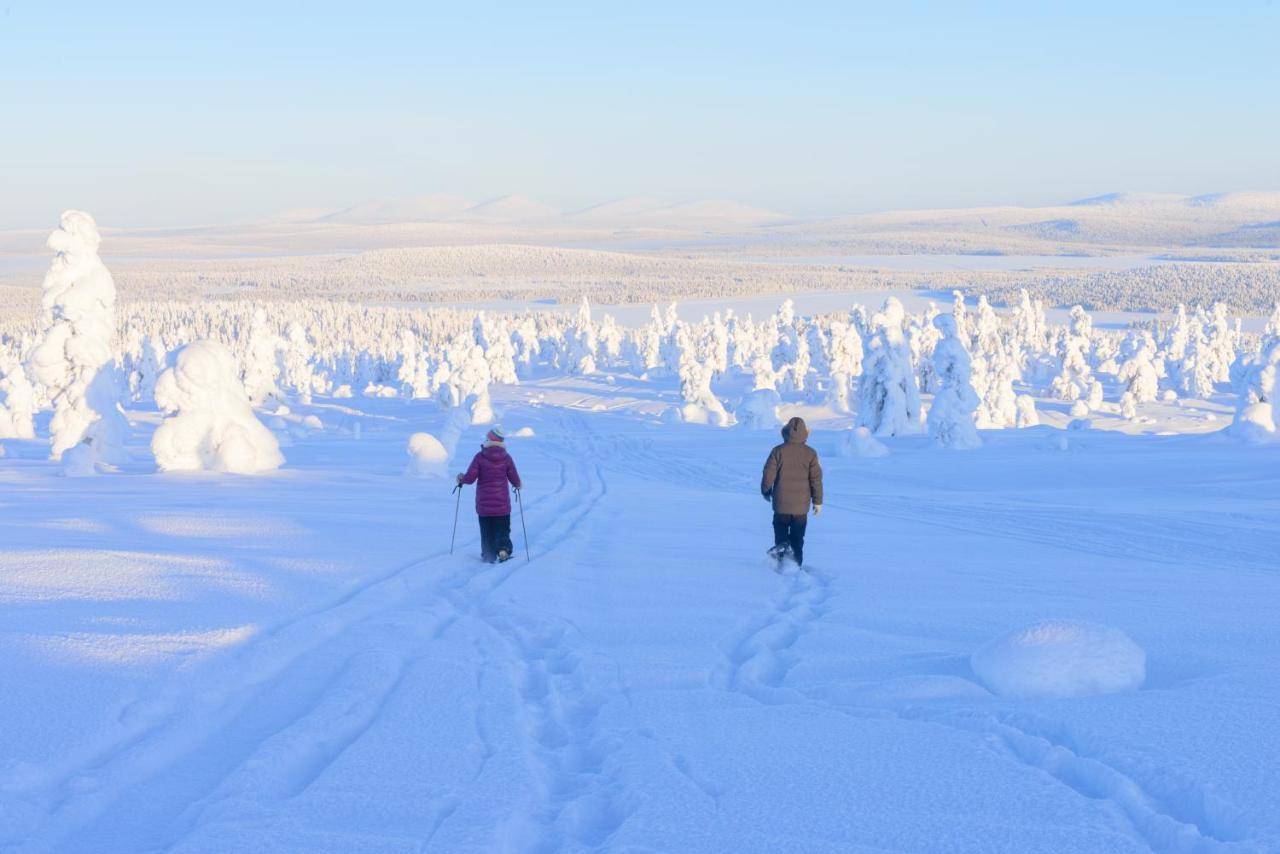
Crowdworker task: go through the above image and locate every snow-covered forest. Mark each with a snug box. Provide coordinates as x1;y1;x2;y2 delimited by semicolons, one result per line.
5;217;1280;473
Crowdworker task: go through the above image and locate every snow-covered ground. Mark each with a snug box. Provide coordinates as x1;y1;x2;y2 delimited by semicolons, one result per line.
2;376;1278;853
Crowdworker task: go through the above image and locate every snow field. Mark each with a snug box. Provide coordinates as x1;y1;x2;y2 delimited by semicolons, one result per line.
0;377;1277;852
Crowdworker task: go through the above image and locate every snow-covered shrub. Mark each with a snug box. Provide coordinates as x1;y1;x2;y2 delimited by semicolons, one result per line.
971;622;1146;699
152;340;285;474
738;388;782;429
405;432;448;478
840;425;888;458
25;211;128;467
926;314;981;450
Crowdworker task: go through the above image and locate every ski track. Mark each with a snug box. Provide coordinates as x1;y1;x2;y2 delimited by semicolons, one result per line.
704;483;1267;852
467;412;638;853
894;707;1265;853
705;541;1265;852
7;414;595;853
8;404;1273;853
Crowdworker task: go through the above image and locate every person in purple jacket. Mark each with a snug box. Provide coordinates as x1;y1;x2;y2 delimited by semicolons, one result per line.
456;426;523;563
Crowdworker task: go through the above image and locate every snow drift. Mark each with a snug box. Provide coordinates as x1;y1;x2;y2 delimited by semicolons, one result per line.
151;340;285;474
405;432;448;478
971;621;1146;699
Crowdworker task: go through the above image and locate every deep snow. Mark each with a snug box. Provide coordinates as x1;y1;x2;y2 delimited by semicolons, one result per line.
1;377;1278;853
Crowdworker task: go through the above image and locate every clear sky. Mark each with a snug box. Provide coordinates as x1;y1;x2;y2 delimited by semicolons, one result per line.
2;1;1278;228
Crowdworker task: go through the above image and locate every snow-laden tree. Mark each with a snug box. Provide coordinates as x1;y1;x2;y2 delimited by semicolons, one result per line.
397;329;431;399
826;319;863;413
472;313;518;386
1178;326;1217;400
1231;317;1280;438
1011;288;1048;362
0;355;36;439
976;345;1020;429
281;321;316;403
130;335;165;404
152;340;284;474
1117;335;1160;404
25;211;128;467
564;297;598;374
1050;306;1094;405
926;314;981;449
855;298;922;436
907;303;941;395
240;306;282;406
675;323;732;426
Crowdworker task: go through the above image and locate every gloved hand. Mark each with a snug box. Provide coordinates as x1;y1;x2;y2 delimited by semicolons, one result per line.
812;504;822;517
455;473;464;485
762;490;772;503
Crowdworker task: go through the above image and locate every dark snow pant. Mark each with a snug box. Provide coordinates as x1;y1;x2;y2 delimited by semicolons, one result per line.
478;514;513;563
772;513;807;565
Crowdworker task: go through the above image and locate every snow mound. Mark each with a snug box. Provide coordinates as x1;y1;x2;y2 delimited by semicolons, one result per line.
972;621;1145;699
405;432;448;478
840;426;889;458
511;426;535;437
152;340;285;475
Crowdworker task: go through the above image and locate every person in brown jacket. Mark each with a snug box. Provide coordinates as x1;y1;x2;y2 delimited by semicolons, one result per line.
761;416;823;567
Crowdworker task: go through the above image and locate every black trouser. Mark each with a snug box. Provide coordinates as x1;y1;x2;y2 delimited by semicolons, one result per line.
478;514;513;562
772;513;808;565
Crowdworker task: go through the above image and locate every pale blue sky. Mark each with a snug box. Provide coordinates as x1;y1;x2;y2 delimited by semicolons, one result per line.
2;1;1278;228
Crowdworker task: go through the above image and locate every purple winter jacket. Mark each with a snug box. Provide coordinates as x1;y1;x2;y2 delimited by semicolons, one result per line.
461;445;522;516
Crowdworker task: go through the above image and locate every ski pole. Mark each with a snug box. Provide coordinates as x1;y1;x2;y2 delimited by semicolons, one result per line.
450;482;463;554
516;487;530;562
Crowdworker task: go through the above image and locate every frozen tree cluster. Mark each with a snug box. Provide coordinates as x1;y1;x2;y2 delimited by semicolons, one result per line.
2;217;1277;467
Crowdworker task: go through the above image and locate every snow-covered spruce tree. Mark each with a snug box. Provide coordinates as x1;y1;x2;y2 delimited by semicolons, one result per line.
449;338;495;425
240;306;282;406
1178;322;1217;400
675;323;732;426
1161;303;1192;392
926;314;982;450
771;307;806;393
825;318;863;413
281;321;317;403
972;296;1002;358
907;303;941;395
0;355;37;439
25;211;128;468
1231;318;1280;438
1050;305;1094;406
130;335;165;404
565;297;598;375
152;340;284;474
951;291;971;349
855;298;922;437
976;345;1020;429
397;329;431;399
1116;335;1160;404
597;313;624;369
